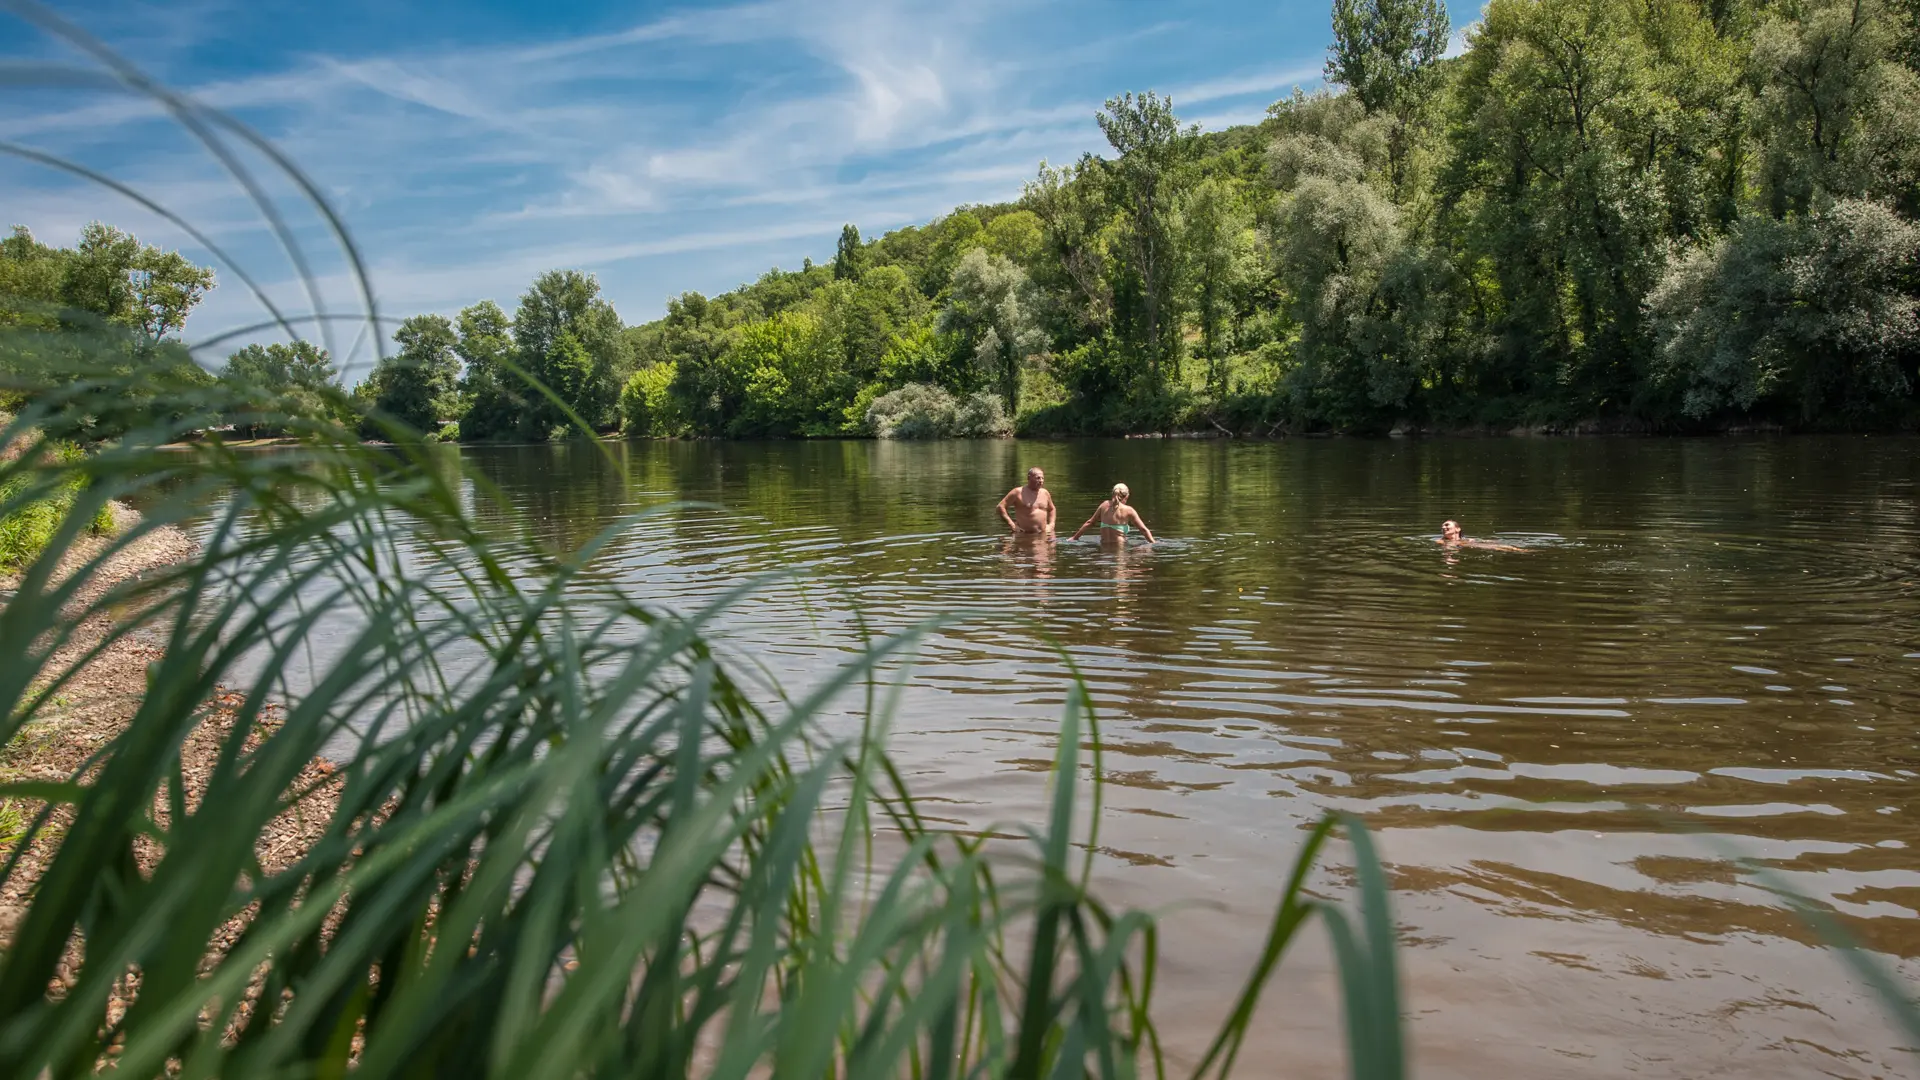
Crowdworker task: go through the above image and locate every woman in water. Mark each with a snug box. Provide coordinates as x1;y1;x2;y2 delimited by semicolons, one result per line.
1070;483;1156;544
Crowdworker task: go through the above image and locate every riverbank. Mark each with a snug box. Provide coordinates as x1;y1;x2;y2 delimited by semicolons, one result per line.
0;508;343;959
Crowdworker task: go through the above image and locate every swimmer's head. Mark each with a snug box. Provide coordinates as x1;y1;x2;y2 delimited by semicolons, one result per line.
1441;520;1461;542
1026;466;1045;486
1111;483;1130;504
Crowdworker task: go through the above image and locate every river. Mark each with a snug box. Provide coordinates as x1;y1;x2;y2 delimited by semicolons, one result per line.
462;434;1920;1078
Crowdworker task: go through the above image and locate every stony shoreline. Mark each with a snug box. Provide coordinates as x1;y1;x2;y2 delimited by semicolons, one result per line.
0;506;343;954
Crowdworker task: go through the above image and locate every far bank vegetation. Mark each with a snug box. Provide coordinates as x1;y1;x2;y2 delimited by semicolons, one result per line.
5;0;1918;438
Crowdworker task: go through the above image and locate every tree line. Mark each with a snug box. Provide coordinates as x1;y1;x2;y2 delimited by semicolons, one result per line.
624;0;1919;435
5;0;1917;438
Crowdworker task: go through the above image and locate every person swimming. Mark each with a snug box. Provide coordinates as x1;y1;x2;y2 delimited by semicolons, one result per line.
1437;519;1525;552
1070;483;1156;544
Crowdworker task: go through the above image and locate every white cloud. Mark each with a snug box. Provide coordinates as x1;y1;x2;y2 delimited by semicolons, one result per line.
4;0;1331;341
1170;64;1323;108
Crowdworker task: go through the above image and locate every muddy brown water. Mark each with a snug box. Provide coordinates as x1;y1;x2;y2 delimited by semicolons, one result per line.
460;435;1920;1077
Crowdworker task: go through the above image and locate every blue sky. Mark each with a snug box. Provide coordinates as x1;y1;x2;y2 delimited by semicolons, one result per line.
3;0;1473;376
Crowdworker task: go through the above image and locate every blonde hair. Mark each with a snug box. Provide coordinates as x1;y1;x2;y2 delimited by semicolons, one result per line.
1111;483;1130;504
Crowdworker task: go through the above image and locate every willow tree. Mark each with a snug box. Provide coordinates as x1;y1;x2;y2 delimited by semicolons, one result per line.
941;248;1046;413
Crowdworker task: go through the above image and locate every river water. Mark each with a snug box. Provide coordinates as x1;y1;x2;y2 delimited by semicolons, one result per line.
464;435;1920;1078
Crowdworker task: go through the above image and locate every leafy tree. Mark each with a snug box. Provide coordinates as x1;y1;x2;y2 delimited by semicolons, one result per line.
0;227;69;332
1440;0;1704;413
1752;0;1920;216
1;222;214;354
941;249;1047;412
1325;0;1449;191
1022;159;1114;343
814;266;931;393
362;314;462;434
725;311;830;436
512;270;628;437
619;361;685;437
918;211;987;298
455;300;521;441
0;223;217;439
833;223;868;281
876;322;945;388
983;210;1045;266
1650;198;1920;421
58;223;216;349
1176;178;1259;394
1272;171;1410;426
221;341;340;438
1096;92;1195;388
736;264;834;319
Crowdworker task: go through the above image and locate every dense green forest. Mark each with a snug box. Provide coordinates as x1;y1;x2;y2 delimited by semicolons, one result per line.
5;0;1918;437
611;0;1919;436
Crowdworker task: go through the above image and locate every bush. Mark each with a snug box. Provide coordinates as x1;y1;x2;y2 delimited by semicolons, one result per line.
951;388;1013;436
618;361;684;437
866;382;957;438
871;384;1013;440
1650;200;1920;424
841;381;884;434
864;383;1010;438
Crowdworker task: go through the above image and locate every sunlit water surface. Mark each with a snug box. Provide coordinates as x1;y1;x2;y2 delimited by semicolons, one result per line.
410;437;1920;1076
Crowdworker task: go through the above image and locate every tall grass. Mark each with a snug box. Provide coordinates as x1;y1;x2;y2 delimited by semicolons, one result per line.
0;5;1409;1076
0;435;114;572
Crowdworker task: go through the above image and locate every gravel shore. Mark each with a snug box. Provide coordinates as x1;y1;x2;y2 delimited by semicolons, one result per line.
0;505;344;958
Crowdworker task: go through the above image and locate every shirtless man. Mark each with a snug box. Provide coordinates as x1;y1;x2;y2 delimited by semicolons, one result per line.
1437;520;1526;552
998;466;1056;536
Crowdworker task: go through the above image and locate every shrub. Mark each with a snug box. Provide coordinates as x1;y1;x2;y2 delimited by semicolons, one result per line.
1650;200;1920;424
866;382;958;438
865;383;1012;439
951;388;1013;436
618;361;684;437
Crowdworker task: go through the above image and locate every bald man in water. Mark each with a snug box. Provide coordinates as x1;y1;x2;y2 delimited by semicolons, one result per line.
998;466;1056;536
1437;519;1526;552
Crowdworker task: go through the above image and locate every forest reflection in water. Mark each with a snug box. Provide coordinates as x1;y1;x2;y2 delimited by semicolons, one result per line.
460;434;1920;1078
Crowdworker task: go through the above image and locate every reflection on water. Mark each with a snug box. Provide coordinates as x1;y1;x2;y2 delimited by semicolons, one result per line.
460;436;1920;1077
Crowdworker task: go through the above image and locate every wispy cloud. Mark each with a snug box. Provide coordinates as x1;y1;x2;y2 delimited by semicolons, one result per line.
3;0;1347;349
1171;64;1324;107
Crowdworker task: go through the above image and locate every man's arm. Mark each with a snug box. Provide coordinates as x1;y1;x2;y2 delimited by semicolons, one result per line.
1045;495;1056;533
997;490;1018;532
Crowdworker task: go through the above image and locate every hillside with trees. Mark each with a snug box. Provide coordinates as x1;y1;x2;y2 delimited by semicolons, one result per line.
611;0;1920;436
4;0;1917;439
